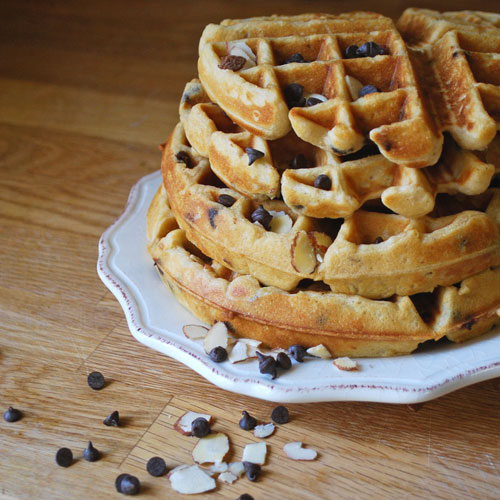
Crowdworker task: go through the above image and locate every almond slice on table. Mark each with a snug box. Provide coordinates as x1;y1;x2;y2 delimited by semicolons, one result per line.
218;471;238;484
192;433;230;464
174;411;213;436
228;340;249;363
242;442;267;465
283;442;318;461
203;322;229;354
228;462;245;477
208;462;228;475
168;465;216;494
306;344;332;359
182;324;209;340
253;423;275;439
333;356;358;371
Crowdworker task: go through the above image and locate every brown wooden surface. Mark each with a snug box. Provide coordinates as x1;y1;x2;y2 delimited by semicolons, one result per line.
1;1;500;499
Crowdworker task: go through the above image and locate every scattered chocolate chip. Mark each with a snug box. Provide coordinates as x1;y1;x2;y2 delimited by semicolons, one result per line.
359;85;379;97
242;461;261;482
55;447;73;467
276;352;292;370
218;55;246;71
344;44;359;59
357;41;386;57
314;174;331;190
146;456;167;477
245;147;265;165
271;405;289;424
218;194;236;207
191;417;211;438
87;371;105;390
209;346;228;363
289;153;308;169
284;53;305;64
250;205;272;231
288;344;307;362
283;83;304;108
208;207;218;229
176;151;192;168
256;352;277;379
239;411;257;431
103;410;120;427
115;473;129;493
83;441;101;462
373;236;384;244
3;406;22;423
120;475;141;495
237;495;255;500
306;96;324;107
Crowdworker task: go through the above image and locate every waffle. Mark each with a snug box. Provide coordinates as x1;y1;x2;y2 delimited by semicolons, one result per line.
181;79;498;218
147;184;500;357
198;12;442;168
397;8;500;151
162;122;500;299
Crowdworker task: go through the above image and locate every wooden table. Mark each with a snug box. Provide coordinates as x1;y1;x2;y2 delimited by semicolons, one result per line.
1;1;499;498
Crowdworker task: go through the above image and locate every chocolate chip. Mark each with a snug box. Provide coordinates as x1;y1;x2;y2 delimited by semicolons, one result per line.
209;346;228;363
283;83;304;108
357;41;386;57
384;141;392;151
242;461;261;482
146;456;167;477
288;344;307;362
87;371;105;390
83;441;101;462
452;51;460;58
103;410;120;427
208;207;218;228
218;55;246;71
3;406;22;422
191;417;211;438
271;405;289;424
276;352;292;370
120;475;141;495
218;194;236;207
289;153;308;169
175;151;192;168
373;236;384;244
256;352;277;379
237;495;255;500
314;174;331;190
245;147;265;165
284;53;305;64
250;205;272;231
359;85;379;97
239;410;257;431
55;447;73;467
345;44;359;58
306;96;325;107
115;473;129;492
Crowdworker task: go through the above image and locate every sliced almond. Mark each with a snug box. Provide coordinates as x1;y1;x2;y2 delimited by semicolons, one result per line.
183;324;209;340
174;411;212;436
228;462;245;477
269;211;293;234
291;231;317;274
253;423;275;439
192;433;229;464
169;465;216;494
203;322;229;354
242;442;267;465
306;344;332;359
283;442;318;461
208;461;228;475
345;75;364;101
218;471;238;484
228;341;249;363
333;356;358;371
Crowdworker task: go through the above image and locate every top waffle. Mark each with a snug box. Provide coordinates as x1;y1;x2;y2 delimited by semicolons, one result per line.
198;12;442;168
398;8;500;151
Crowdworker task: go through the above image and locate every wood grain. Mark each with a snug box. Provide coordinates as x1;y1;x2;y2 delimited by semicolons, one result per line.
1;1;499;499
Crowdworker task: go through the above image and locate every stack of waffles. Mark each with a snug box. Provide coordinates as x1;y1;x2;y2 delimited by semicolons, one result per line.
147;9;500;357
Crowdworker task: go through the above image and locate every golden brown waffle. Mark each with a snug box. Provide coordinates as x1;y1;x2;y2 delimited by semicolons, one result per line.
147;184;500;357
198;12;442;168
162;122;500;298
398;8;500;151
181;79;498;219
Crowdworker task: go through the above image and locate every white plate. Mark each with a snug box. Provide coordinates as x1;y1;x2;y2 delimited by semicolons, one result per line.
97;171;500;404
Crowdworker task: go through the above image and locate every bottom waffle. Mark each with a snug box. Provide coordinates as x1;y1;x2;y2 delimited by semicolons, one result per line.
147;184;500;357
